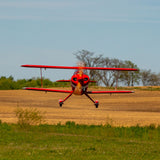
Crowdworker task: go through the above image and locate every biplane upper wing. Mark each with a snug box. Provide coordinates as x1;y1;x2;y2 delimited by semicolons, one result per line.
23;87;73;93
87;90;134;94
21;64;138;71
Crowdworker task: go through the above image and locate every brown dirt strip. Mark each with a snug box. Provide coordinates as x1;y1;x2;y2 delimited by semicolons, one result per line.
0;89;160;126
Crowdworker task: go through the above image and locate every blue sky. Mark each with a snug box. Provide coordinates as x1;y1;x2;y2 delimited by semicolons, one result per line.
0;0;160;81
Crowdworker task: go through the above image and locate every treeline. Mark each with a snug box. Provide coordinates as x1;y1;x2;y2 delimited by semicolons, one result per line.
0;50;160;89
74;50;160;87
0;76;70;90
0;76;97;90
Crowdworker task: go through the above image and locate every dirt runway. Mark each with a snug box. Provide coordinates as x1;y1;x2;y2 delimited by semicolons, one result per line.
0;88;160;126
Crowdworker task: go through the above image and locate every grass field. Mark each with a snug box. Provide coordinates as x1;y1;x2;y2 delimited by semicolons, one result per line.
0;122;160;160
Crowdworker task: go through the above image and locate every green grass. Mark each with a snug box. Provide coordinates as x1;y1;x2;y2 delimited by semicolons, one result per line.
0;122;160;160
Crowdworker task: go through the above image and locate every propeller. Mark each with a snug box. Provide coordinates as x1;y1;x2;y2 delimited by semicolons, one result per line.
77;61;85;77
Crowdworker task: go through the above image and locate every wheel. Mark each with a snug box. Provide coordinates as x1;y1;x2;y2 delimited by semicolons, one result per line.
95;104;99;108
94;100;99;108
59;99;63;107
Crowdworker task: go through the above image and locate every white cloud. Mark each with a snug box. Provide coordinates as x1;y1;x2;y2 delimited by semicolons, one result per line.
1;1;160;24
0;1;93;9
0;15;42;20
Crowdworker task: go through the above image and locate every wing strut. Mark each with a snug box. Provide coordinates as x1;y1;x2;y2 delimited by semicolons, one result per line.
115;71;119;90
40;68;43;88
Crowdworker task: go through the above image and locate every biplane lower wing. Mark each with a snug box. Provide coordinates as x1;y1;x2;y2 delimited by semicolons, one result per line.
23;87;72;93
87;90;134;94
23;87;133;94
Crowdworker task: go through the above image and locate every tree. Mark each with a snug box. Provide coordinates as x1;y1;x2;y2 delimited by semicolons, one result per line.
74;50;103;81
119;61;140;86
141;69;152;86
74;50;140;87
0;76;16;90
74;50;125;87
95;57;124;87
149;73;160;86
141;70;160;86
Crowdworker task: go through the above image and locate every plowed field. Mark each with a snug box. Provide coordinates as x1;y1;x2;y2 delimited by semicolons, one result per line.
0;88;160;126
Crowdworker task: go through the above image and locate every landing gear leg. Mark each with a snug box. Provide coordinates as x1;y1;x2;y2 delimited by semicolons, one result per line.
84;93;99;108
59;92;73;107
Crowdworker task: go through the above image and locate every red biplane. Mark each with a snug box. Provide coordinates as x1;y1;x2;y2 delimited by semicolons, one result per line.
21;64;138;108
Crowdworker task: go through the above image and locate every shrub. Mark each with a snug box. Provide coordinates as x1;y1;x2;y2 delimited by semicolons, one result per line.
65;121;76;127
15;107;44;128
148;123;156;130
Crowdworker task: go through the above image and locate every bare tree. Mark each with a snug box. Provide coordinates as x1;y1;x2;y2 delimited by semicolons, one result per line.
149;73;160;86
95;58;125;87
74;50;103;81
119;61;140;86
141;70;160;86
74;50;140;87
141;69;152;86
141;69;160;86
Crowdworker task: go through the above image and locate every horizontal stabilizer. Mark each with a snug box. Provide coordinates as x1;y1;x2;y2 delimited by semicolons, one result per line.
89;80;97;83
56;80;71;82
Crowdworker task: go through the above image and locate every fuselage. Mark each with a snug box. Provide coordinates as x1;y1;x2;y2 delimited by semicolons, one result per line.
71;71;90;95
